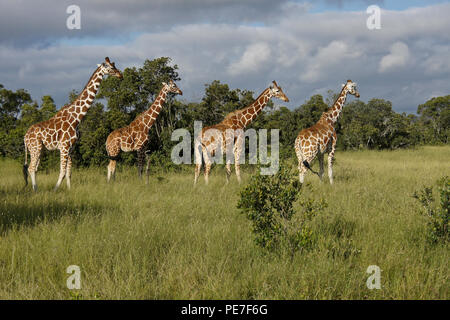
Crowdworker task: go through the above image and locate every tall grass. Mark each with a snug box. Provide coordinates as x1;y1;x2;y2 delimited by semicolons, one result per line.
0;146;448;299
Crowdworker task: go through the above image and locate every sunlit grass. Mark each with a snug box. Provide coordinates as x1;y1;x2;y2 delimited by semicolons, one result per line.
0;145;448;299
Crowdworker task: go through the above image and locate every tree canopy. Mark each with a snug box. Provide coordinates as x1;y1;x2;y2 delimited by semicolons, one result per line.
0;57;448;170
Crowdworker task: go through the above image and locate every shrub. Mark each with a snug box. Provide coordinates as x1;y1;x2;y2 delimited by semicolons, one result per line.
413;176;449;244
237;164;327;257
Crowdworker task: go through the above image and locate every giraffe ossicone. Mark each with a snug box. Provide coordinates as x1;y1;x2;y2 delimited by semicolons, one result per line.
23;57;123;191
194;80;289;185
294;79;360;185
105;80;183;182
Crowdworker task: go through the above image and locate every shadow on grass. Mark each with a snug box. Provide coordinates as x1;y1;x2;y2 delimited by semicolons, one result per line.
0;199;109;236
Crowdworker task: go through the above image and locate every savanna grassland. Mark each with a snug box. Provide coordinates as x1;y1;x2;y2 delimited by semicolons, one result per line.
0;146;448;299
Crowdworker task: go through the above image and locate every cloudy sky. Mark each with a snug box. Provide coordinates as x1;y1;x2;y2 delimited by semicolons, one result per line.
0;0;449;114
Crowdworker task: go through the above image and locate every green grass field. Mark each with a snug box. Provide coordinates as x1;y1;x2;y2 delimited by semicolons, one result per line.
0;146;448;299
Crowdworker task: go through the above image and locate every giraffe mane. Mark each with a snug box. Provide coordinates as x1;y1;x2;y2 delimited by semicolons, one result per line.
241;87;270;110
75;65;102;102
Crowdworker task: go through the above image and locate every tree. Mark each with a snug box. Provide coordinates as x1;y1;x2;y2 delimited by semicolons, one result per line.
75;102;110;167
40;95;57;120
0;86;32;157
339;99;422;149
96;57;183;167
417;95;450;144
295;94;329;130
193;80;254;126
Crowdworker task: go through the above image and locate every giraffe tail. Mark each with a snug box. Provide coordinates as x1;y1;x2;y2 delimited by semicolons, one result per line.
23;141;29;186
303;160;320;177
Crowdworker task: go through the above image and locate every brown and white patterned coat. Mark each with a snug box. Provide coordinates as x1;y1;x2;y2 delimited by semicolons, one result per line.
194;81;289;185
105;80;182;181
295;80;360;184
23;57;123;191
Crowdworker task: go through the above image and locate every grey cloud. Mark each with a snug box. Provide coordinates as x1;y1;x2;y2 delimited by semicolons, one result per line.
0;3;449;114
0;0;291;47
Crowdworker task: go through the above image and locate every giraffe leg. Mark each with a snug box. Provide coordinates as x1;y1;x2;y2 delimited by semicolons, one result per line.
54;150;69;191
65;155;72;189
318;152;324;181
225;162;232;184
28;147;42;192
145;153;151;185
202;147;212;185
194;163;201;185
295;141;306;184
299;162;307;184
224;136;233;184
328;139;336;185
193;141;202;186
108;160;117;182
137;149;145;178
234;136;243;184
204;162;212;185
328;152;335;185
234;163;241;184
107;160;113;182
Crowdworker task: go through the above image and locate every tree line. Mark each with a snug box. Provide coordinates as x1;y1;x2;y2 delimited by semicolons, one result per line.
0;57;449;170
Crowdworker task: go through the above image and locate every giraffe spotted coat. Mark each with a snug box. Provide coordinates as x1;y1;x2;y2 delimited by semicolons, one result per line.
194;80;289;185
105;80;182;181
24;57;122;191
295;80;360;184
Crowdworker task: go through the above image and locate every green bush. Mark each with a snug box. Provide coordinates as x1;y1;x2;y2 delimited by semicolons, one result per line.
237;165;327;257
413;176;449;244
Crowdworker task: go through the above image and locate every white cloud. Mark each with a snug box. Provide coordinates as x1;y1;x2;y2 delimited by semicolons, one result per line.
0;2;449;114
378;42;410;73
301;40;361;82
227;42;271;76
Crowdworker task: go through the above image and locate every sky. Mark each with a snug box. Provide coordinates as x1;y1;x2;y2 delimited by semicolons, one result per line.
0;0;449;114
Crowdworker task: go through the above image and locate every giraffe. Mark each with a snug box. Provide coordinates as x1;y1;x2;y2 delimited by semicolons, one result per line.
294;80;360;184
105;80;182;182
194;81;289;185
23;57;123;191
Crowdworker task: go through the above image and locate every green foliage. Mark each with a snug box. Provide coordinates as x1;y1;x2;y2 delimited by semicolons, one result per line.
252;94;327;159
338;98;421;150
417;95;450;144
193;80;256;126
237;165;326;256
75;103;110;167
0;59;448;173
0;146;448;299
413;176;449;244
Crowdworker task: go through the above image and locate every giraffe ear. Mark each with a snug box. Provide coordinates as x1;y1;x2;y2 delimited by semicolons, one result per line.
162;82;167;86
105;57;111;63
341;83;346;88
97;64;101;67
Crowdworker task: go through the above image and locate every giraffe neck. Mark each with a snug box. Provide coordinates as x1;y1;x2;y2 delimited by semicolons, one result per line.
71;66;105;122
322;88;349;125
138;86;169;129
238;88;272;128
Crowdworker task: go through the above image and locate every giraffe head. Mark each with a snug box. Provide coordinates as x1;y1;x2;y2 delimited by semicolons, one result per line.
98;57;123;79
162;80;183;96
342;79;360;98
269;80;289;102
